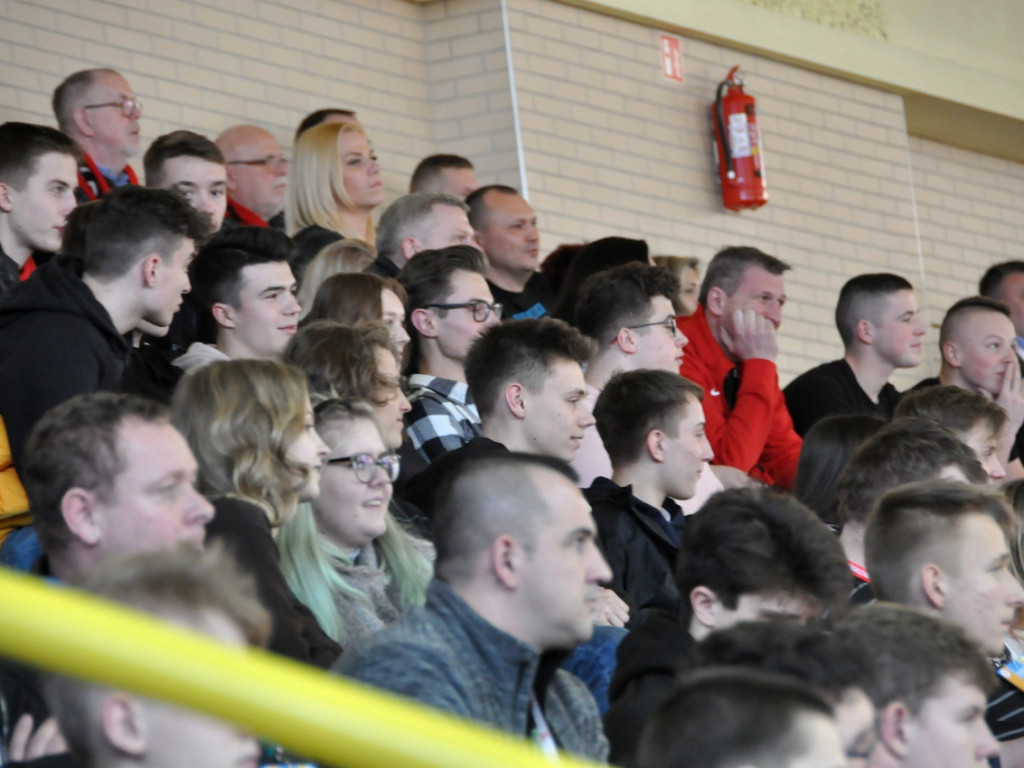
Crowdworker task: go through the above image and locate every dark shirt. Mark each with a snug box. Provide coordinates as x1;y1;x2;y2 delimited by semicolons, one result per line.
784;358;902;436
604;608;695;766
488;272;556;320
365;253;400;279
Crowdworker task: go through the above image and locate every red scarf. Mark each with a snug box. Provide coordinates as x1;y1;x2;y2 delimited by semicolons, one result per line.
77;152;139;201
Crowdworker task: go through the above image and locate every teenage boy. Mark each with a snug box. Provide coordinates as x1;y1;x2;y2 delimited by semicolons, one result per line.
0;122;79;299
144;130;228;234
604;486;850;766
587;370;712;615
398;245;500;462
785;273;926;435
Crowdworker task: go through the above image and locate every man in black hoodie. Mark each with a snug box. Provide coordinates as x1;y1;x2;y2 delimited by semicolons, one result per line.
0;185;206;486
603;487;850;766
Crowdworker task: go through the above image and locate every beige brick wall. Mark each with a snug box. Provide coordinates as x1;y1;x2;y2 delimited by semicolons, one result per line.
2;0;1022;390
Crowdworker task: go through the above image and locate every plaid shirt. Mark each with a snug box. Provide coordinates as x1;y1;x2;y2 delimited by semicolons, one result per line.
404;375;482;462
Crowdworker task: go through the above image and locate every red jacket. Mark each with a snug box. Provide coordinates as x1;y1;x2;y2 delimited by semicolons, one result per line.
678;305;802;489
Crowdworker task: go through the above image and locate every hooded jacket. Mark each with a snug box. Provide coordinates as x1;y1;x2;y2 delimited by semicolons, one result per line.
0;255;128;470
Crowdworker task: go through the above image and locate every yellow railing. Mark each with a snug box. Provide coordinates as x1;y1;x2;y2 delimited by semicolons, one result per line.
0;568;600;768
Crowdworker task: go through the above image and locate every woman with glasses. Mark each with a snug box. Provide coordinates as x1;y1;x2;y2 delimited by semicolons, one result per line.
286;121;384;268
171;358;341;668
278;400;432;650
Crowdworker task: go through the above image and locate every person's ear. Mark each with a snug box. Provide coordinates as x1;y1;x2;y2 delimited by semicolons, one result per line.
410;307;437;339
211;302;236;330
689;585;721;632
921;563;947;609
491;534;522;590
877;701;911;760
942;340;961;368
400;237;420;262
646;429;665;463
705;286;727;318
0;182;14;214
505;383;527;420
101;692;147;757
72;106;95;139
61;488;102;546
140;254;161;289
615;326;637;354
855;318;874;345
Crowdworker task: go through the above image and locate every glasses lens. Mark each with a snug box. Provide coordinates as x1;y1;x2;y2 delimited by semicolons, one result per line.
381;455;401;482
353;454;375;483
471;302;487;322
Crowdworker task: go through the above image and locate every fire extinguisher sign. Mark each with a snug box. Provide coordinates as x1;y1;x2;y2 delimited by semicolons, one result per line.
659;34;684;82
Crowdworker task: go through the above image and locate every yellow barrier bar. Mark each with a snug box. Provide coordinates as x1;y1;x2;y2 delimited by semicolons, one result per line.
0;568;600;768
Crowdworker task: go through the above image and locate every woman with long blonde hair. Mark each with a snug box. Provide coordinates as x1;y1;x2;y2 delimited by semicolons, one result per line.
287;121;384;265
171;358;340;667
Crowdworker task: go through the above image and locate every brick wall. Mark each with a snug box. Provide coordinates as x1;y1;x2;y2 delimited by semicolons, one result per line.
2;0;1022;388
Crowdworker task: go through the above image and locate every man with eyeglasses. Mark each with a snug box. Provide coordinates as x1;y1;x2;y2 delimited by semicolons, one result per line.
398;245;501;462
678;245;802;489
370;193;479;279
52;68;142;202
570;262;688;487
215;125;289;230
784;273;926;436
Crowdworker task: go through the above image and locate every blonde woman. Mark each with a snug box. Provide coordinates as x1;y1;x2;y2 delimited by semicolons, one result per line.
279;400;432;649
171;358;339;668
287;121;383;266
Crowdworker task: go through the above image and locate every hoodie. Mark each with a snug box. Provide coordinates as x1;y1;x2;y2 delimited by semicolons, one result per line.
0;255;128;470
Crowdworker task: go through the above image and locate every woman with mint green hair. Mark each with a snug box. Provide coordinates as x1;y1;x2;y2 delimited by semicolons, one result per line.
278;399;433;648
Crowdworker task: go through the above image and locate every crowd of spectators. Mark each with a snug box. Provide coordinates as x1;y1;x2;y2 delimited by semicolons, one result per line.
2;65;1024;768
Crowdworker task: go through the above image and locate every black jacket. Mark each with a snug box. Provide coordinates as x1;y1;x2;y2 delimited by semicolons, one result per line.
585;477;683;617
604;609;694;766
0;255;128;469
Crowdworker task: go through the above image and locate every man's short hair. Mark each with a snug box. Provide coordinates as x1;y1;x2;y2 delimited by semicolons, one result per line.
375;193;469;259
397;244;488;312
82;185;209;281
143;130;225;187
698;245;790;306
980;261;1024;298
22;393;170;556
836;417;987;526
52;68;118;133
190;226;296;340
865;479;1013;606
939;296;1012;347
0;122;80;188
832;603;995;713
684;621;871;703
575;263;680;342
294;108;357;140
465;183;520;230
46;547;270;768
894;385;1008;442
432;453;577;585
834;273;914;347
464;317;595;420
636;668;834;768
409;154;474;194
594;370;703;468
676;487;851;626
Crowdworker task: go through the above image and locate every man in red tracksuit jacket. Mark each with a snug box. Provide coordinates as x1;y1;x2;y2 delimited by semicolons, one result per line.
678;246;801;489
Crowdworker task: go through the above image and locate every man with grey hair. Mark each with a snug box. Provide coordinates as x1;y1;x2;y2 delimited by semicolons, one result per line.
52;68;142;202
367;193;478;279
340;452;611;761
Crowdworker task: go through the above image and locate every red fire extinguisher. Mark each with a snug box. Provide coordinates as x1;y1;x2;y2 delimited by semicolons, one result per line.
711;66;768;211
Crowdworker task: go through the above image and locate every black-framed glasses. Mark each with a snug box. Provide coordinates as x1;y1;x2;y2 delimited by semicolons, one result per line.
425;300;502;323
325;452;401;484
227;155;289;169
625;316;681;336
83;97;142;118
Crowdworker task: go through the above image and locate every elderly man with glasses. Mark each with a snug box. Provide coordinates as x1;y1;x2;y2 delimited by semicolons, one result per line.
52;68;143;201
216;124;290;230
